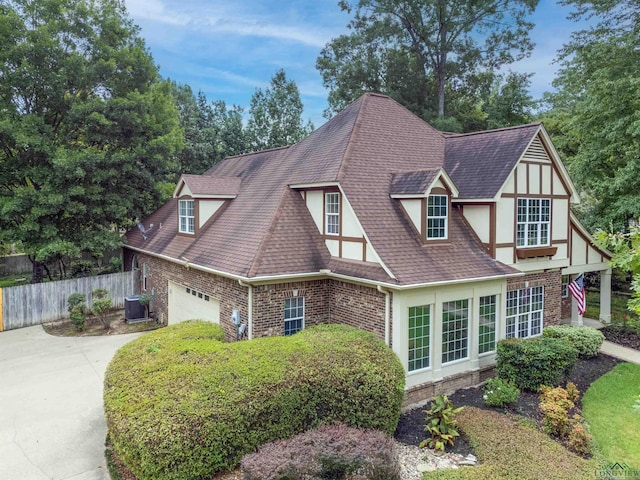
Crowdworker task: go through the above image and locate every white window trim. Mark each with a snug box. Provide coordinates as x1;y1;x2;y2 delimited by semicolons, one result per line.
561;275;569;298
178;199;195;234
284;296;305;336
506;286;544;338
408;305;432;373
325;192;340;236
427;194;448;240
478;294;498;355
516;198;551;247
441;299;470;365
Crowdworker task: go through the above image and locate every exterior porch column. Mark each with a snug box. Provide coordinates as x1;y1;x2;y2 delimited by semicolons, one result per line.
599;268;612;323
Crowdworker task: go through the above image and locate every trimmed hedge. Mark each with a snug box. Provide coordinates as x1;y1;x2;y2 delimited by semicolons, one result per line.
542;325;604;357
104;322;405;480
496;337;578;391
241;423;401;480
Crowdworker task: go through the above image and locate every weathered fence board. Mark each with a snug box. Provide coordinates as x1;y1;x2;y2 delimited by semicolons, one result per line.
0;271;137;331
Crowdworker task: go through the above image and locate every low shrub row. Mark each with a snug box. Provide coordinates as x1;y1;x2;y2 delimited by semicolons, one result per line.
104;322;405;480
241;424;400;480
496;337;578;391
543;325;604;357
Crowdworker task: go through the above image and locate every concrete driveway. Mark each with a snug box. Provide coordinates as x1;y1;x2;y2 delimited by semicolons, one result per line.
0;326;142;480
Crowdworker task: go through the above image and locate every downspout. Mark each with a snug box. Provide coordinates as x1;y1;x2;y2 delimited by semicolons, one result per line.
377;285;391;346
238;280;253;339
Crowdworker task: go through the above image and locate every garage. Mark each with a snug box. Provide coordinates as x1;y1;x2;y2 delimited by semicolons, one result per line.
168;281;220;325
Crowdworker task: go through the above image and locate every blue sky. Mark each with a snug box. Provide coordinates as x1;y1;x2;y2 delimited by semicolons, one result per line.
124;0;588;127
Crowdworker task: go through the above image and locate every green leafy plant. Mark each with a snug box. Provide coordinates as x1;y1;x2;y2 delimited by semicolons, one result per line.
483;377;520;407
139;293;152;319
92;288;113;330
420;395;464;451
496;337;578;391
542;325;604;357
67;293;87;331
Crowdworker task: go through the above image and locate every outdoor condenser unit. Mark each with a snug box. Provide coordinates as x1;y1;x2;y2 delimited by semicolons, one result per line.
124;295;146;321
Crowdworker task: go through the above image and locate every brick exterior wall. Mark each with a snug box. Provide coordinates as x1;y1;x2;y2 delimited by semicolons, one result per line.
507;270;562;328
329;280;389;343
561;295;572;320
124;249;248;341
252;281;329;337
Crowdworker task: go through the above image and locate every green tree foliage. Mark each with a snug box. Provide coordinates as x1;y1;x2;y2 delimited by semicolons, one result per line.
542;0;640;230
245;69;313;151
595;227;640;315
0;0;183;277
317;0;539;128
170;81;246;174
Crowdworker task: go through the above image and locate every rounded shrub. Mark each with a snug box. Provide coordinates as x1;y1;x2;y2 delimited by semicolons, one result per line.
542;325;604;357
241;423;401;480
104;322;405;480
496;337;578;391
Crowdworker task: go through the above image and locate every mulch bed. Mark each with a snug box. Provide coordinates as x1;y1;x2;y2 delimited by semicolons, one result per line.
601;326;640;350
394;353;621;457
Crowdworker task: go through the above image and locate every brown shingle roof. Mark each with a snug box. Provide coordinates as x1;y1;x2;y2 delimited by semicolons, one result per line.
445;124;541;199
179;174;241;197
390;169;441;195
126;93;525;285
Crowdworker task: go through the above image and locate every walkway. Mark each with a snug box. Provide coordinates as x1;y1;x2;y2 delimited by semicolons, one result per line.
0;326;141;480
582;317;640;365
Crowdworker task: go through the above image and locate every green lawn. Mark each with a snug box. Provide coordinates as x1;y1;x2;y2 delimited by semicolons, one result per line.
0;274;31;288
583;363;640;469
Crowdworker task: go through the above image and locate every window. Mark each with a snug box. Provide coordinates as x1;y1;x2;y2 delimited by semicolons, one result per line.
408;305;431;371
325;192;340;235
516;198;550;247
442;299;469;363
506;286;544;338
427;195;448;239
179;199;195;234
478;295;497;354
284;296;304;335
142;263;148;291
561;275;569;298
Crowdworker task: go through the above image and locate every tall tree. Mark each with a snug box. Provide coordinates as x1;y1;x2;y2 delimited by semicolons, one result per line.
0;0;182;278
170;82;246;174
245;70;313;151
317;0;538;121
542;0;640;230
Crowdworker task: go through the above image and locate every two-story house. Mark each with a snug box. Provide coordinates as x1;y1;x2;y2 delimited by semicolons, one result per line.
124;93;611;403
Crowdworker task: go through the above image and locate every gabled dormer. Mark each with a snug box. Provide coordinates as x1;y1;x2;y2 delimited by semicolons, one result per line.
173;174;240;236
391;168;460;244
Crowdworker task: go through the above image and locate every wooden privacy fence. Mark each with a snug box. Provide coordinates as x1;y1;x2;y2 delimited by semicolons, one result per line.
0;271;137;331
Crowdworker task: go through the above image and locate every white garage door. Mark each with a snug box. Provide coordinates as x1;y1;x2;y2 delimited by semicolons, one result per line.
168;281;220;325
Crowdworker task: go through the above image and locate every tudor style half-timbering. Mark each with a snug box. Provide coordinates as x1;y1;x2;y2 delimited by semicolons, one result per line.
125;93;609;404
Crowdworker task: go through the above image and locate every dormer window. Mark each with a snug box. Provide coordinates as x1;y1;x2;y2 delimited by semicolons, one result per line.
179;199;195;234
427;195;448;239
325;192;340;235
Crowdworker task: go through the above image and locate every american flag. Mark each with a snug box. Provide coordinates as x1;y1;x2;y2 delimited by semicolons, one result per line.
569;274;586;316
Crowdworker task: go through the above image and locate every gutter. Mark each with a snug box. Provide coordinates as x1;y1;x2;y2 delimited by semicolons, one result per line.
238;279;253;339
377;285;391;346
125;246;523;291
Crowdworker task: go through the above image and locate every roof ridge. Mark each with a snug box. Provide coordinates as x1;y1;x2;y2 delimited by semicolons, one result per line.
246;186;292;278
335;95;367;183
446;122;542;138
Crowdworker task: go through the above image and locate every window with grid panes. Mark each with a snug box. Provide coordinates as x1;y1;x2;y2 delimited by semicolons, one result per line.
284;296;304;335
442;299;469;363
506;286;544;338
561;275;569;298
516;198;550;247
427;195;448;239
325;192;340;235
178;199;195;234
408;305;430;371
479;295;497;354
